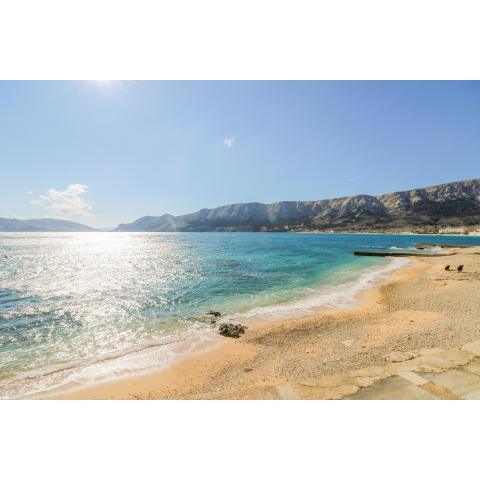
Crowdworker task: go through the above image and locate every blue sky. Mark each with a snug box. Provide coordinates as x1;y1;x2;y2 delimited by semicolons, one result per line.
1;81;479;228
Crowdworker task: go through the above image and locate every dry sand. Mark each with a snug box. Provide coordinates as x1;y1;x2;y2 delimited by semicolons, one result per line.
49;246;480;400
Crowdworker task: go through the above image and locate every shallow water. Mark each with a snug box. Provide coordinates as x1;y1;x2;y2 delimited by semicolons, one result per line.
0;232;477;398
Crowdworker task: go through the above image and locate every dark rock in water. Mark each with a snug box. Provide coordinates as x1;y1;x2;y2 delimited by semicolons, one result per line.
222;260;240;266
191;315;217;325
205;310;222;318
218;323;247;338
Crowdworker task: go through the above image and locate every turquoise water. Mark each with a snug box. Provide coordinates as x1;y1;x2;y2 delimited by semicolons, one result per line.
0;232;478;398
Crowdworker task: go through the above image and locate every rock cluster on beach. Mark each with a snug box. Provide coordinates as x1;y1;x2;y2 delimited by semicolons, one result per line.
218;323;247;338
203;311;248;338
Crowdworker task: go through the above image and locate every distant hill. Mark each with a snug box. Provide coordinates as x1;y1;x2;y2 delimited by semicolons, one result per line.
0;218;97;232
115;178;480;233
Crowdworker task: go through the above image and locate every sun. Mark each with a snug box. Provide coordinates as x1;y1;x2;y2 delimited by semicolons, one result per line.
87;80;121;94
90;79;115;87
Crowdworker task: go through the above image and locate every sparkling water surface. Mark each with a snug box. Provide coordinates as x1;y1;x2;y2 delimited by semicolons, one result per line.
0;232;478;397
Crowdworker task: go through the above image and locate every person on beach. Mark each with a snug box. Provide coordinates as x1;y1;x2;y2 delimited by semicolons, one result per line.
444;265;450;271
457;265;464;272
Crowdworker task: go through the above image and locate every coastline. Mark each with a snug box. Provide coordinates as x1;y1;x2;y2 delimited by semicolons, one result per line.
26;254;405;399
46;246;480;399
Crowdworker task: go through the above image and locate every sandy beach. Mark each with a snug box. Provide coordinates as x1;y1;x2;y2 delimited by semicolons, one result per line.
48;246;480;399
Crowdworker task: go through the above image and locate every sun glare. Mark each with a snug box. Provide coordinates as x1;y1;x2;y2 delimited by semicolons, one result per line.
87;80;122;95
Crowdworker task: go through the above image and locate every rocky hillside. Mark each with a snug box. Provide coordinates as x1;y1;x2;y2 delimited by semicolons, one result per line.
116;178;480;233
0;218;97;232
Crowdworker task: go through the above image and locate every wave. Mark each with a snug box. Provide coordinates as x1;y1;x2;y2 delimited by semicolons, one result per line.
224;257;409;321
0;327;220;399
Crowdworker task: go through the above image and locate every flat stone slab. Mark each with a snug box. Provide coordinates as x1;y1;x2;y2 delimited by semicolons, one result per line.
463;389;480;400
464;358;480;376
397;371;429;386
346;375;437;400
420;368;480;397
386;349;476;375
281;341;480;400
462;340;480;356
412;350;476;373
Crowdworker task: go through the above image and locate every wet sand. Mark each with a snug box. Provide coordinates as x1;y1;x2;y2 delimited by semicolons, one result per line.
49;247;480;399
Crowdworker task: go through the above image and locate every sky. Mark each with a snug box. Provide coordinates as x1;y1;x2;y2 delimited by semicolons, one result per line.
0;81;479;228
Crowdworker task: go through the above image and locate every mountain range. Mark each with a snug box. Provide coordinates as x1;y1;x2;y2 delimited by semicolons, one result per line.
2;179;479;233
0;218;97;232
116;178;480;233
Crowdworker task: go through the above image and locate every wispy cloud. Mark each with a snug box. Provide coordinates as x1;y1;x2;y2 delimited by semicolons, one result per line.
30;184;94;219
223;136;236;148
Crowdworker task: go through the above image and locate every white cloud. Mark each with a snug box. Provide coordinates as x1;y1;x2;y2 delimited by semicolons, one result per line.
30;184;94;219
223;136;236;147
27;191;33;195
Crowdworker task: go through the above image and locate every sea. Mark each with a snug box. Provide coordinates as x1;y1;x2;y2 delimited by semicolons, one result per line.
1;231;478;398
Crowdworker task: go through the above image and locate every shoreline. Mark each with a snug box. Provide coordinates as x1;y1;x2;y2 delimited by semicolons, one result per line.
45;257;422;399
24;255;405;399
293;231;480;237
46;246;480;399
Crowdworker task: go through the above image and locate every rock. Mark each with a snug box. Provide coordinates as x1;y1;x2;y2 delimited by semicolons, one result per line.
218;323;247;338
341;339;354;347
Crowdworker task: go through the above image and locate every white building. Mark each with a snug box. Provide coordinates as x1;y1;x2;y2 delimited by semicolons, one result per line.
438;227;468;234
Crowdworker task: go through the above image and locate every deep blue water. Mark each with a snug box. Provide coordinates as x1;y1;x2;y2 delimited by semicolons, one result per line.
0;232;478;397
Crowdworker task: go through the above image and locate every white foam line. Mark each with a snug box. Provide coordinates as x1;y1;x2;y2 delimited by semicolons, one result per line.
224;257;410;321
3;328;221;399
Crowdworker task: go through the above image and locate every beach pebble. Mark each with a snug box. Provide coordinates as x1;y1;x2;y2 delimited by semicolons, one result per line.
341;340;354;347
